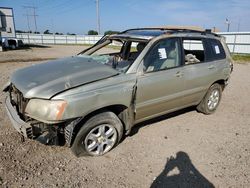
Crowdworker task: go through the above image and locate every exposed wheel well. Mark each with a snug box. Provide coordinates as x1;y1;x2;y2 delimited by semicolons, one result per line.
213;79;226;90
68;105;129;146
84;105;128;122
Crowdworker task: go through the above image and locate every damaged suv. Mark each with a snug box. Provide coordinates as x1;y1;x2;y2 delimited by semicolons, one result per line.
4;27;233;156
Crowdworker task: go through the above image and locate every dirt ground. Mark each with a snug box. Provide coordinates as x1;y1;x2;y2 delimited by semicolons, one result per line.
0;45;87;63
0;45;249;188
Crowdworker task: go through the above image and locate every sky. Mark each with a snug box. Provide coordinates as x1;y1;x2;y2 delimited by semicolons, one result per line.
1;0;250;34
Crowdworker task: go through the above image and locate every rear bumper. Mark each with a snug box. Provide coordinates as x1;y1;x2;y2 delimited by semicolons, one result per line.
4;96;33;138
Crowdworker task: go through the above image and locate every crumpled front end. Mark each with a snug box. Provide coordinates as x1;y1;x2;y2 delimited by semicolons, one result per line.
4;84;67;145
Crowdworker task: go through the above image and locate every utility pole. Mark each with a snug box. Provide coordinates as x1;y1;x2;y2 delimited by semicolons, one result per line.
237;18;241;32
23;9;31;32
23;6;38;32
225;18;230;32
95;0;101;34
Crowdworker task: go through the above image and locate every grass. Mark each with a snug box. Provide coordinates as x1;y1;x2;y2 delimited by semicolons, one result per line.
232;54;250;63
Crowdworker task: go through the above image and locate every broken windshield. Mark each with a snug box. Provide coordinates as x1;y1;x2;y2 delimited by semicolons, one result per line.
78;37;148;73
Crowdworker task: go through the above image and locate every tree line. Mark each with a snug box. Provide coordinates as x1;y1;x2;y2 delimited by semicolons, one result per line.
16;30;120;35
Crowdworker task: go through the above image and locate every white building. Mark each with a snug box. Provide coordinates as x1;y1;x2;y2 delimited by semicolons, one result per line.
0;7;21;50
0;7;16;38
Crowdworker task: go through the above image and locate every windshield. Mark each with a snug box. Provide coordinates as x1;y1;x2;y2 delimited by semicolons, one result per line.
78;37;148;73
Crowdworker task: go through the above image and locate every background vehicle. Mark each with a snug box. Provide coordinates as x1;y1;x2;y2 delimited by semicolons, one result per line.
4;27;233;156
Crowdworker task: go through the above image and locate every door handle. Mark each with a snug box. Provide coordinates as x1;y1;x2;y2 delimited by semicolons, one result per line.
208;65;215;70
175;71;183;77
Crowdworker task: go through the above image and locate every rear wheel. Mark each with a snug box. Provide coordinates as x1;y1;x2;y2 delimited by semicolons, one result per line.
71;111;123;157
197;83;222;114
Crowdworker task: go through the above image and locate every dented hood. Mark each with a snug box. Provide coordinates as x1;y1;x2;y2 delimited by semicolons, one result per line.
11;56;119;99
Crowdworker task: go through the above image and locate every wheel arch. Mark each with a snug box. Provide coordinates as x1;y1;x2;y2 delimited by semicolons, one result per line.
65;104;132;147
212;79;226;90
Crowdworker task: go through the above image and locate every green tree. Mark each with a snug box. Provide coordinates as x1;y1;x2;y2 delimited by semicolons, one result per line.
104;30;119;35
44;30;51;34
88;30;98;35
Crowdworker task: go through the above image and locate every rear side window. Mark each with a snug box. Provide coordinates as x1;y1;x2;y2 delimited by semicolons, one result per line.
182;39;205;64
206;39;226;61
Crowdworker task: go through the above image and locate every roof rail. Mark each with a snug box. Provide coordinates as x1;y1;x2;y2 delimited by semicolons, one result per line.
121;26;219;37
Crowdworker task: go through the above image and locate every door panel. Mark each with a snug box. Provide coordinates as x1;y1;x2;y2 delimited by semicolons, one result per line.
135;37;187;122
181;61;218;106
181;38;228;106
136;67;185;121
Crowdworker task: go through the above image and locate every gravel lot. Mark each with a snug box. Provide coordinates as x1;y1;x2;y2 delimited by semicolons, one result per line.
0;45;249;187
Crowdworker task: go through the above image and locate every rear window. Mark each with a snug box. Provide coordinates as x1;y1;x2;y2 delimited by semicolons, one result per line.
206;39;226;61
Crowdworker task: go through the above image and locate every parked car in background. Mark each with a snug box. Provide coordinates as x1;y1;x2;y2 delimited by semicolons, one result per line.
3;26;233;157
1;37;23;50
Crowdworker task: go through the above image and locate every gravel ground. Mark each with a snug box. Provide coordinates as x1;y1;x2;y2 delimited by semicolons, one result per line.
0;45;86;63
0;45;249;187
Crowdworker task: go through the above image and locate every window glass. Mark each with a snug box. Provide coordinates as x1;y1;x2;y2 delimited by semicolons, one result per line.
208;39;226;60
183;39;205;64
144;38;181;72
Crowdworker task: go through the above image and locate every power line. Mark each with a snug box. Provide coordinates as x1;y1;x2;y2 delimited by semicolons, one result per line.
23;6;38;32
38;0;75;11
23;9;31;31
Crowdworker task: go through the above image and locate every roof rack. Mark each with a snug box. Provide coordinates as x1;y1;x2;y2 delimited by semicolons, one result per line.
121;26;219;37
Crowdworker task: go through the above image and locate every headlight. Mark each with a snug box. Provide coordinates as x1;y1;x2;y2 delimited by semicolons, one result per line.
25;99;67;121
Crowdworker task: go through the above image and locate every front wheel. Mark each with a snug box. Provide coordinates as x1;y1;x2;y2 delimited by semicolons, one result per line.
197;83;222;114
71;111;124;157
10;44;16;50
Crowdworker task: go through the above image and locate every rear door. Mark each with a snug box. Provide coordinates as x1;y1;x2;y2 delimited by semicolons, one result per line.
181;37;226;106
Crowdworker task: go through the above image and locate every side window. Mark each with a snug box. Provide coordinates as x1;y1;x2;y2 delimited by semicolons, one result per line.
183;39;205;65
207;39;226;60
144;38;181;73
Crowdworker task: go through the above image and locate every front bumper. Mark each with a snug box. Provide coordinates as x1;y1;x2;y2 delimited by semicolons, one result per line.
5;96;72;145
5;96;33;138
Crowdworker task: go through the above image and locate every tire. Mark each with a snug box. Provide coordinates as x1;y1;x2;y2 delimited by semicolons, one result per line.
10;44;16;50
71;111;124;157
197;83;222;115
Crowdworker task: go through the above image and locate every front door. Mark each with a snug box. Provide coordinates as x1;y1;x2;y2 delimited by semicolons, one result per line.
135;38;185;122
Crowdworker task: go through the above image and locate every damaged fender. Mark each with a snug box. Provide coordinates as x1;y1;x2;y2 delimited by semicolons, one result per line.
54;74;138;145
